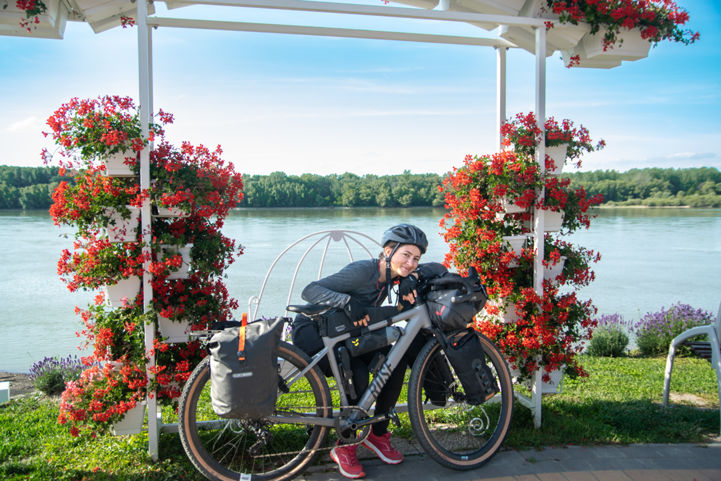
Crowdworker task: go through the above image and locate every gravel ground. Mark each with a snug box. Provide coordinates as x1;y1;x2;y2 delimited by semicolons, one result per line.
0;371;36;398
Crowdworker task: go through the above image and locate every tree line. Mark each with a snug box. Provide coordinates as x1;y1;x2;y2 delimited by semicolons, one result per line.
1;165;720;210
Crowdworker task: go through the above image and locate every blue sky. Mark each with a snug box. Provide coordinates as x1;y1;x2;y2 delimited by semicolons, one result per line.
1;0;719;175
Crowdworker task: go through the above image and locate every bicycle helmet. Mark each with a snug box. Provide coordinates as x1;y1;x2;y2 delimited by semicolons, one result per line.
381;224;428;254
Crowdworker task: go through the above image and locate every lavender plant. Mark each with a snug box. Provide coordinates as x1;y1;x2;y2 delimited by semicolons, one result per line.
587;313;630;357
633;303;713;357
29;355;84;396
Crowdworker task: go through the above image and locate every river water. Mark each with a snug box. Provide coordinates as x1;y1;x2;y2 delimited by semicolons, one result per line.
1;207;719;373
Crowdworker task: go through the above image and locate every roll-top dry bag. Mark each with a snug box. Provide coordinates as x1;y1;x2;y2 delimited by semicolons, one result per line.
209;317;284;419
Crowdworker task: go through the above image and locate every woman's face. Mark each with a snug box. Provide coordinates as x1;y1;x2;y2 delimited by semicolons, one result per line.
386;244;422;278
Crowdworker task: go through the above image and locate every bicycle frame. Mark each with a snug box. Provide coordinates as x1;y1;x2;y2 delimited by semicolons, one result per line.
270;304;433;429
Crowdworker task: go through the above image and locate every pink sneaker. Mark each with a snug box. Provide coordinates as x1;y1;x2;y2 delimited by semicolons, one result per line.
361;431;404;465
330;442;366;479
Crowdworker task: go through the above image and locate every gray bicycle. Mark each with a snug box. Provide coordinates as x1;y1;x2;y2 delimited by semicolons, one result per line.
178;271;514;481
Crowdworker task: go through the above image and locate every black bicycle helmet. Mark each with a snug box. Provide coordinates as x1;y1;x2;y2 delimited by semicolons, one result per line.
381;224;428;254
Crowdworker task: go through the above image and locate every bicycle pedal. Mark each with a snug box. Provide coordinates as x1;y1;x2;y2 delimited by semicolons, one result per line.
389;410;400;427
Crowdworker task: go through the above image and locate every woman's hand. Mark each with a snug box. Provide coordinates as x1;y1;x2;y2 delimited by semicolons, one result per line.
398;274;419;309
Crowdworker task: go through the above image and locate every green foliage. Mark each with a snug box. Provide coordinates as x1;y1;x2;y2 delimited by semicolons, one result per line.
564;167;721;207
1;356;717;479
587;326;629;357
0;166;74;209
3;165;721;209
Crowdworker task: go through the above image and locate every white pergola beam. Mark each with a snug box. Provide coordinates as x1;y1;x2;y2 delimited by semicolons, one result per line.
148;17;517;46
175;0;546;28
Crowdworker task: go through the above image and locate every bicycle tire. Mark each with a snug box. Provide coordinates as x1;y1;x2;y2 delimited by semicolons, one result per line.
407;331;514;470
179;341;332;481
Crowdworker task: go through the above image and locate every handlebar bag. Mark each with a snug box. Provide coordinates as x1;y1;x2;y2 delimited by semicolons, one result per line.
424;273;488;332
443;329;498;405
209;317;284;419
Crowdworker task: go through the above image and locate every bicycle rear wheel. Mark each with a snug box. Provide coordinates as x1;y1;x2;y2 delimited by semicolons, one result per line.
179;341;332;481
407;331;513;470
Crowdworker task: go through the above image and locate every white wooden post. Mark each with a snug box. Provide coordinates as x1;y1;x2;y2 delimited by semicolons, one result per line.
137;0;158;460
496;46;507;152
532;24;547;429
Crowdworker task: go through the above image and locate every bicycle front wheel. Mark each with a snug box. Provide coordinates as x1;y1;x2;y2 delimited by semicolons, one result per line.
407;331;513;470
179;341;332;481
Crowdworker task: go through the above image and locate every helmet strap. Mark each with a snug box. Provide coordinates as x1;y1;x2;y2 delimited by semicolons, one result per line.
385;244;401;301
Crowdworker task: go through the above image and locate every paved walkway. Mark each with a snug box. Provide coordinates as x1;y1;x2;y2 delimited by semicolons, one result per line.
301;442;721;481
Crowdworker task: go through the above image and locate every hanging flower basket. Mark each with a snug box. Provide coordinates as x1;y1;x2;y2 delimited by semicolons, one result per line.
449;0;524;16
104;207;140;243
157;316;192;343
155;205;188;218
500;196;527;214
580;28;652;62
502;234;528;256
545;144;568;175
485;299;520;324
110;401;146;436
539;368;564;394
502;234;529;267
159;244;192;280
104;276;141;307
103;150;136;177
544;256;567;286
0;0;68;39
540;209;564;232
388;0;439;9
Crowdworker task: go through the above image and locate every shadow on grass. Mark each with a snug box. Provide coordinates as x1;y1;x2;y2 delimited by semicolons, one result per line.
504;397;719;449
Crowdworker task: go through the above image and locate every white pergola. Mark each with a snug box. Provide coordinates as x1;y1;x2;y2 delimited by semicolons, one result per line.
3;0;652;459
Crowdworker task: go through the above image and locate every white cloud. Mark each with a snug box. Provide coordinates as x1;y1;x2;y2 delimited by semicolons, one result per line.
7;116;42;133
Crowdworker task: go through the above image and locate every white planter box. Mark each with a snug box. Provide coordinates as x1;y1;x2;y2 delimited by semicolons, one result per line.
512;367;565;394
450;0;524;15
545;144;568;175
500;196;527;214
540;209;564;232
159;244;192;280
0;0;68;39
158;316;192;343
388;0;439;9
502;234;529;267
561;48;622;69
486;299;520;324
103;151;136;177
449;0;525;30
111;401;146;435
543;256;566;285
518;0;590;50
155;205;188;218
105;276;141;307
540;368;564;394
503;234;529;255
580;28;651;61
104;207;140;242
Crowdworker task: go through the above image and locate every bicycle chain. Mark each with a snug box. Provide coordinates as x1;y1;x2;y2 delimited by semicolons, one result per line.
247;404;370;460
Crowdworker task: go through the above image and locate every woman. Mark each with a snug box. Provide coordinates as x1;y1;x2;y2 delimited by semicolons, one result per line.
291;224;428;479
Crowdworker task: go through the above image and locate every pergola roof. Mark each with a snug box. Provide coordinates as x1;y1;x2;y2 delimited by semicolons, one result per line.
0;0;650;69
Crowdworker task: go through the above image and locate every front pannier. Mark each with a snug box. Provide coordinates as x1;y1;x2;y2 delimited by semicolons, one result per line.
209;317;284;419
444;329;499;405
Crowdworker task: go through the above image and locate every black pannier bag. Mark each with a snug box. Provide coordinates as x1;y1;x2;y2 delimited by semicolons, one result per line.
443;329;499;405
319;306;398;338
425;272;488;332
209;317;284;419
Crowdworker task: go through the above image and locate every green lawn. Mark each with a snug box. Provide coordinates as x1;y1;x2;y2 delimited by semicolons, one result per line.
1;355;718;480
